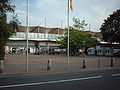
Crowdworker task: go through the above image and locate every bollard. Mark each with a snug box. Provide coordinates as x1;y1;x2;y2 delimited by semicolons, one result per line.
111;58;114;67
0;60;4;73
47;59;52;70
98;59;100;68
83;59;86;69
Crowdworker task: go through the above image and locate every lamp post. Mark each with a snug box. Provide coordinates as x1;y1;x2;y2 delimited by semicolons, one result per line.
67;0;70;69
26;0;29;72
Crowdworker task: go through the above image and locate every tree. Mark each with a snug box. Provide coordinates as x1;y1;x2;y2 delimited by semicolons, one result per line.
0;0;19;60
10;14;21;31
72;17;87;30
100;9;120;44
57;29;98;55
57;17;97;55
57;17;98;55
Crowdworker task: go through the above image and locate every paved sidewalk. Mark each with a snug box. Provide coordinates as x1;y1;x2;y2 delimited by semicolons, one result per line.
1;54;120;74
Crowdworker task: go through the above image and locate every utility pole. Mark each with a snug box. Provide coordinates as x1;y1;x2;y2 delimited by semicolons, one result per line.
45;18;46;28
61;20;63;29
37;26;39;38
89;24;91;34
44;18;46;39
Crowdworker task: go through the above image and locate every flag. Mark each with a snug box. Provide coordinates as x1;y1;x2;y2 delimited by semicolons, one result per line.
70;0;73;11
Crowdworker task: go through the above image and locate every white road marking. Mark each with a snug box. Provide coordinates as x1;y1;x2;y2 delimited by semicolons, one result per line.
0;76;102;88
112;73;120;77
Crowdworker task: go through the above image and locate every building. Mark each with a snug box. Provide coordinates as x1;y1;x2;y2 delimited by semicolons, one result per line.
87;42;120;56
6;26;67;54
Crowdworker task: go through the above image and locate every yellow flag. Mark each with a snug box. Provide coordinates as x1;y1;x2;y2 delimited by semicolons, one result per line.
70;0;73;11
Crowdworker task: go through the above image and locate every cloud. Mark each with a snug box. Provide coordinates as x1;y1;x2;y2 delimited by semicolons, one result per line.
70;0;120;31
11;0;120;32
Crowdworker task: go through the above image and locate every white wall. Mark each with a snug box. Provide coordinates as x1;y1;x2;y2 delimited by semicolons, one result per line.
104;48;113;56
87;48;95;55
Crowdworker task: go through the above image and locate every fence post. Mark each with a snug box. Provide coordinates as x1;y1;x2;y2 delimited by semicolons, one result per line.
98;59;100;68
111;58;114;67
47;59;52;70
83;59;86;69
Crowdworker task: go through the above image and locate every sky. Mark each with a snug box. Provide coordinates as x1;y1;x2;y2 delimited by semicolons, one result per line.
10;0;120;32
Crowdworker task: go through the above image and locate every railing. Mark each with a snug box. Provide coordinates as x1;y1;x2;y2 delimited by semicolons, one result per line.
10;32;63;40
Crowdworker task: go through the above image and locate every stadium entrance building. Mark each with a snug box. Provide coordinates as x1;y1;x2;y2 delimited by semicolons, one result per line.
6;26;67;54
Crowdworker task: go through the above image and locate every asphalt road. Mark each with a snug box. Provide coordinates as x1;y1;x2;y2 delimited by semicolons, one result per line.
0;69;120;90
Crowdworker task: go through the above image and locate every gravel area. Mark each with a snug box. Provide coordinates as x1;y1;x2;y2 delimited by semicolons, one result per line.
3;54;120;74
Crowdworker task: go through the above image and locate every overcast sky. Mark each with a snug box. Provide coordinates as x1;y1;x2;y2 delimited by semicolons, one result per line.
10;0;120;32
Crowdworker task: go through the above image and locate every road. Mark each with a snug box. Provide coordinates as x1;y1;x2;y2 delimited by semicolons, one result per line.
0;69;120;90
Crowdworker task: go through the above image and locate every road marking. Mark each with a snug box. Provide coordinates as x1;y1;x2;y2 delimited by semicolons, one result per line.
112;73;120;77
0;76;102;88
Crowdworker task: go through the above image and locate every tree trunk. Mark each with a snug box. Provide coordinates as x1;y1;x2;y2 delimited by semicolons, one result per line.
0;42;5;60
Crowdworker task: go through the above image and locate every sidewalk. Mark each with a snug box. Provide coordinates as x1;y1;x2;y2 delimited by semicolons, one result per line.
1;54;120;74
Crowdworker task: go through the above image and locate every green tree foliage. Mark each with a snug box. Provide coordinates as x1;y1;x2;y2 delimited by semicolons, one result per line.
0;0;15;18
72;17;87;30
57;29;98;54
100;9;120;44
57;17;97;55
10;14;21;30
0;0;20;60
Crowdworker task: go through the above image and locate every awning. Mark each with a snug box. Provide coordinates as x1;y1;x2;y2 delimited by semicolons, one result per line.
16;26;67;34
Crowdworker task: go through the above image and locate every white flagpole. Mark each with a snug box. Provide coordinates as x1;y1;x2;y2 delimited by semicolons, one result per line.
67;0;70;69
26;0;29;72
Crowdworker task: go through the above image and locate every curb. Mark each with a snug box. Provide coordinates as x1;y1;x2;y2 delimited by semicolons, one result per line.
0;66;120;77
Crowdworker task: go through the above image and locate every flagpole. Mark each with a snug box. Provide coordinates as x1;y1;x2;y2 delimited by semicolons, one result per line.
67;0;70;69
26;0;29;72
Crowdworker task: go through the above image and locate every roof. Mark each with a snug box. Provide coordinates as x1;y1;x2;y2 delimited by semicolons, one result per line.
98;43;120;48
16;26;67;34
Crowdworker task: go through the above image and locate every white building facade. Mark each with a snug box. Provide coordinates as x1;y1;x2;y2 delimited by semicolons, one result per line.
5;26;67;54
